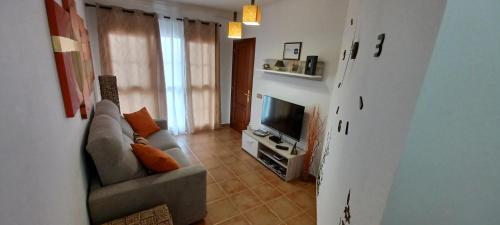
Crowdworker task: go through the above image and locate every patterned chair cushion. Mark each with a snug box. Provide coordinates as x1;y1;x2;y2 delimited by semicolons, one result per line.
101;205;173;225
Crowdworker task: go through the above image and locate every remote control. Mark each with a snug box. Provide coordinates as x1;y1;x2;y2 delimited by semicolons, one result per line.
276;145;289;150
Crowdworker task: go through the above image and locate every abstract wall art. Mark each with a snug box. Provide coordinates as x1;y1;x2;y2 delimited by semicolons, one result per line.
45;0;94;118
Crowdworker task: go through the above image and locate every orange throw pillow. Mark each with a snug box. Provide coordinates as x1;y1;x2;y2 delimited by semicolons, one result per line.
123;107;160;137
131;144;180;173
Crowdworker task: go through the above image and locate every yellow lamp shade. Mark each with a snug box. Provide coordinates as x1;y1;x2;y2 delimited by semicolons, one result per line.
242;4;261;26
228;21;242;39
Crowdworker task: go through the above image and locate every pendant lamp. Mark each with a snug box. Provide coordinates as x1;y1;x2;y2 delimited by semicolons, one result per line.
228;12;242;39
243;0;261;26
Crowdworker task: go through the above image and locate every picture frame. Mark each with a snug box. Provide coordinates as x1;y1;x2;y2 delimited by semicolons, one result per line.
45;0;95;119
283;42;302;60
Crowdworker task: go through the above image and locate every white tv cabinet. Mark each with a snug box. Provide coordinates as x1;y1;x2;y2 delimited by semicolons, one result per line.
242;129;305;181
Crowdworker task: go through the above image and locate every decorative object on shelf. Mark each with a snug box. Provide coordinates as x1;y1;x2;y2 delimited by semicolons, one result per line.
305;56;318;75
302;105;324;181
45;0;95;118
283;42;302;60
228;11;242;39
261;59;325;80
265;59;324;75
99;75;120;111
291;142;298;155
291;61;300;73
263;63;271;70
242;0;261;26
274;60;286;71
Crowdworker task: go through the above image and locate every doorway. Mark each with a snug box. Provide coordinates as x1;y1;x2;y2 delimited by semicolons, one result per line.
230;38;256;132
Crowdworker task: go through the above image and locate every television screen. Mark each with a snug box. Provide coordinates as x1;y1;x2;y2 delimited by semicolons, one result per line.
261;96;305;141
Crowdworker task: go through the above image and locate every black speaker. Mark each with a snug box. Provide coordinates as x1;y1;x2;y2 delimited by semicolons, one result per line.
305;56;318;75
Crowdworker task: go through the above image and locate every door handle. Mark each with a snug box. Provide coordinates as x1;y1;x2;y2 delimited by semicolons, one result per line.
245;90;251;102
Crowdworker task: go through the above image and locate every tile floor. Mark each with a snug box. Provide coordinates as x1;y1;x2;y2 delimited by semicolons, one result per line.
175;127;317;225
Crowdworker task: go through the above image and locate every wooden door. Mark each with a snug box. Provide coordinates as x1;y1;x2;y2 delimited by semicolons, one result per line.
230;38;256;132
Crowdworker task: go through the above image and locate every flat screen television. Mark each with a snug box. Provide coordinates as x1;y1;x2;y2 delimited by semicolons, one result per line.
261;96;305;141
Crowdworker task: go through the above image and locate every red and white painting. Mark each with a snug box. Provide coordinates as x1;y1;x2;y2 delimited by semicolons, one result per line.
45;0;94;118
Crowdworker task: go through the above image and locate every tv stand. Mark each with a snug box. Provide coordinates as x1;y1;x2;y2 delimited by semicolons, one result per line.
241;129;305;181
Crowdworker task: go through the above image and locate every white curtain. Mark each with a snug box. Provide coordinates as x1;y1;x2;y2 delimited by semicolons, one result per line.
159;18;188;135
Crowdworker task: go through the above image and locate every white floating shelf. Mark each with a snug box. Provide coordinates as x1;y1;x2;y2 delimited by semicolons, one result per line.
258;69;323;81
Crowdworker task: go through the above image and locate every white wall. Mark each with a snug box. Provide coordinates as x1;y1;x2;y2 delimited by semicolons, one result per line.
382;1;500;224
85;0;234;124
0;0;92;225
85;6;103;103
316;0;445;224
243;0;349;174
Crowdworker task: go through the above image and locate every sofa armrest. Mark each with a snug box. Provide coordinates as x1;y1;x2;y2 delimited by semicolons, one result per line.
89;165;206;225
155;119;168;130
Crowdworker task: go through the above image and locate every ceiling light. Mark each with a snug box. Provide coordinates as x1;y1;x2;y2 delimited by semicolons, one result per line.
228;12;242;39
243;0;261;26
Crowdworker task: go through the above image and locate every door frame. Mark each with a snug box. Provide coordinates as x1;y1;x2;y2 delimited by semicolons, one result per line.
230;38;256;132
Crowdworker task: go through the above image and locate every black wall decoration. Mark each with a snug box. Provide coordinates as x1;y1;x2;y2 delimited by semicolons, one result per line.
374;33;386;57
318;16;363;198
343;190;352;224
359;96;364;110
351;42;359;59
338;19;360;89
317;16;388;225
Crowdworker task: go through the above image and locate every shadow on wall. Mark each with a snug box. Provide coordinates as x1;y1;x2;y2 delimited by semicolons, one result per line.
81;108;98;222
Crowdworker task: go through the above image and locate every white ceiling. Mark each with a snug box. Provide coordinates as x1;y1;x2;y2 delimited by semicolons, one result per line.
163;0;279;11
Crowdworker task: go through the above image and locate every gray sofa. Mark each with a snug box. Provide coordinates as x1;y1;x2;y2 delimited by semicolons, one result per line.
86;100;206;225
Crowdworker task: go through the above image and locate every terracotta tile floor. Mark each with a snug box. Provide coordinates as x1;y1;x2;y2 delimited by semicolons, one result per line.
175;127;317;225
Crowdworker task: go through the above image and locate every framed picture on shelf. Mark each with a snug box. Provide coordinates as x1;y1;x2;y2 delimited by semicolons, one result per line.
283;42;302;60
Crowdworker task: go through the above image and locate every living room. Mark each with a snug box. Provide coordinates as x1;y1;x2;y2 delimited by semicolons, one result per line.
1;0;500;225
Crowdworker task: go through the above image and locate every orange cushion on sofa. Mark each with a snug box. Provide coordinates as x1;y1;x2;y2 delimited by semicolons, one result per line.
131;144;180;173
123;107;160;137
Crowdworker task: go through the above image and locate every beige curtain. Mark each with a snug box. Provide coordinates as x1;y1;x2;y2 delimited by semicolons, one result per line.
97;7;166;119
184;20;221;133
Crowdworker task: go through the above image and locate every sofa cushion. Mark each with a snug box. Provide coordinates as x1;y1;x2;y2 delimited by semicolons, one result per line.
94;100;121;122
147;130;181;150
131;144;181;173
120;117;134;139
123;107;161;137
164;148;191;167
133;133;151;145
87;114;146;185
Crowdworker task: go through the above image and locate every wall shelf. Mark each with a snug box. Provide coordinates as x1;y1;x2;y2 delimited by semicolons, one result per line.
258;69;323;81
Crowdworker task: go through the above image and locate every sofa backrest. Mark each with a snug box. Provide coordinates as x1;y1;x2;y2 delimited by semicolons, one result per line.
86;101;146;186
94;99;120;122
